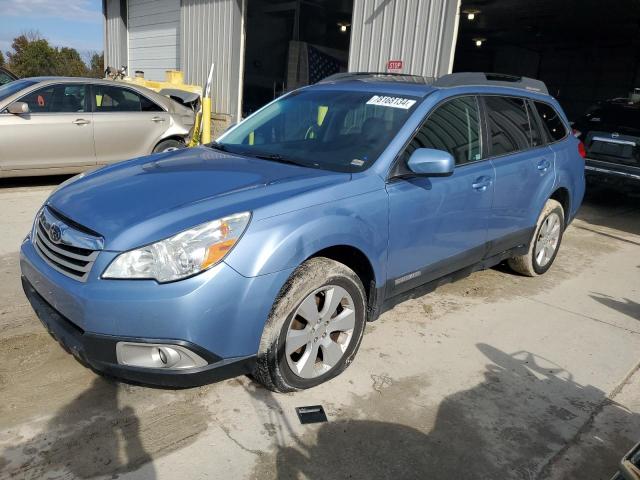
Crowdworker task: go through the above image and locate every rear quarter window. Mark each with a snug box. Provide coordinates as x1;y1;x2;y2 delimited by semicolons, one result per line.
533;102;567;142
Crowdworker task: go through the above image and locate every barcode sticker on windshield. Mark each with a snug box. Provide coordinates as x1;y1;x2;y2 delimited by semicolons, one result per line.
366;95;416;110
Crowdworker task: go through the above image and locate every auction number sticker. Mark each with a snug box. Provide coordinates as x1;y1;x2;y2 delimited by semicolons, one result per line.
366;95;416;110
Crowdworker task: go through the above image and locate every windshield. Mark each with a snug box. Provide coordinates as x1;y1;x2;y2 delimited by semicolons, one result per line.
219;89;421;172
0;79;37;103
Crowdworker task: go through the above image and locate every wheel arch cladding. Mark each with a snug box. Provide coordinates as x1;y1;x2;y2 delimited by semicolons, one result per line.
309;244;376;303
550;187;570;225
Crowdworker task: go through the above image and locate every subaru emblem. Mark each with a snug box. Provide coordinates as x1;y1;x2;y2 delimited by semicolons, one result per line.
49;224;62;243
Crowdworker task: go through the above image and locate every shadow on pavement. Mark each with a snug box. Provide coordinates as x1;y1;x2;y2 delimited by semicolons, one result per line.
0;174;72;190
578;186;640;237
590;292;640;321
251;344;640;480
1;377;156;479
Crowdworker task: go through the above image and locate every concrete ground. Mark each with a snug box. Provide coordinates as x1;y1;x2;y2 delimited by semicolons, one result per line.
0;177;639;480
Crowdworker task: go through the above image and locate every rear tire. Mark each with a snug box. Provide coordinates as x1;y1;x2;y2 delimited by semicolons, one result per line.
508;199;565;277
253;257;367;393
153;139;184;153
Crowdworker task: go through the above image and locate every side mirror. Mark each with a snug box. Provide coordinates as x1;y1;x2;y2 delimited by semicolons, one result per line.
407;148;455;177
7;101;29;114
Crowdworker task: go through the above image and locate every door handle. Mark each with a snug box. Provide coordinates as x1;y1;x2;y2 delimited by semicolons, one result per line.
72;119;90;125
472;176;492;192
151;116;166;123
537;159;551;172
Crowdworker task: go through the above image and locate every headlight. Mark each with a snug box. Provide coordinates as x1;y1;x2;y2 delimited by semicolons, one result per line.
103;212;251;283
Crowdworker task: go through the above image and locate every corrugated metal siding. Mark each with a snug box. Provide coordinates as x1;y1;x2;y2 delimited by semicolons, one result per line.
348;0;460;77
104;0;128;69
181;0;244;121
128;0;181;81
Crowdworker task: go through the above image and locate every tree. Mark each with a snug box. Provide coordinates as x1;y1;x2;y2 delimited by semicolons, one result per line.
88;52;104;78
55;47;88;77
7;34;58;77
6;32;104;78
0;50;4;67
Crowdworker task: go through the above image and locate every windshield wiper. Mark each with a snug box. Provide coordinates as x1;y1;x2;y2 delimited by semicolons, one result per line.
252;153;306;167
205;141;229;152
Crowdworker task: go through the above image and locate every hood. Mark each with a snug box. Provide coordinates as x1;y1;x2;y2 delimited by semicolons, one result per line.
48;147;350;250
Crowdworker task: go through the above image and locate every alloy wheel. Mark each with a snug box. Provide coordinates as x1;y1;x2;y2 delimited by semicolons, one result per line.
285;285;356;379
535;212;561;267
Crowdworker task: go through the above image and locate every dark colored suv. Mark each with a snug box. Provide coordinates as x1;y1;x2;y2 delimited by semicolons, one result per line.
574;95;640;190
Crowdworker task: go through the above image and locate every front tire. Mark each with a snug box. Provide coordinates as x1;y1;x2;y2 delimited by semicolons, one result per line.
508;199;565;276
253;258;367;393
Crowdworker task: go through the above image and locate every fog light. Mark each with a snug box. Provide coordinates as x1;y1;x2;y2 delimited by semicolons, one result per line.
158;348;167;364
116;342;207;369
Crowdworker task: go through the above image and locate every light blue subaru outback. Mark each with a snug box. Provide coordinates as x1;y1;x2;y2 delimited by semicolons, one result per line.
20;72;585;391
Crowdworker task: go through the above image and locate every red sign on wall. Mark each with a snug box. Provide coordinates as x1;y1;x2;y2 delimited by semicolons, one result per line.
387;60;403;72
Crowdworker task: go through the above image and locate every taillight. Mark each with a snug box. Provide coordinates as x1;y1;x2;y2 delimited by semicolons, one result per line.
577;140;586;158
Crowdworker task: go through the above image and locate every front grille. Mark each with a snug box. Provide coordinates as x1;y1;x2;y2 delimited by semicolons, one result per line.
33;208;101;282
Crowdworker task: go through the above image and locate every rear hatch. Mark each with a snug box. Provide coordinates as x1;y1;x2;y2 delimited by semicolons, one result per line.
582;103;640;168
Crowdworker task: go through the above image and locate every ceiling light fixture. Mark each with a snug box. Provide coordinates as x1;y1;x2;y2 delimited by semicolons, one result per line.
462;8;480;21
338;23;350;33
473;37;486;47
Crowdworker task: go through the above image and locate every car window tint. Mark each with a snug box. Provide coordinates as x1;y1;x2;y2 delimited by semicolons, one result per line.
405;96;482;166
485;96;530;155
19;84;86;113
534;101;567;142
94;85;161;112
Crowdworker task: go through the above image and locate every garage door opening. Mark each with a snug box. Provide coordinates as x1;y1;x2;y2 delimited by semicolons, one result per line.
127;0;181;81
242;0;353;116
452;0;640;121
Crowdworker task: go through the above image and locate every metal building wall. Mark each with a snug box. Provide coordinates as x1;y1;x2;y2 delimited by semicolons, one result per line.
103;0;128;70
348;0;460;77
180;0;245;123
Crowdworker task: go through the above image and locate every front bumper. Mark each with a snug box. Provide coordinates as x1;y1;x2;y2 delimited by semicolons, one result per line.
22;276;254;387
20;235;293;387
585;159;640;189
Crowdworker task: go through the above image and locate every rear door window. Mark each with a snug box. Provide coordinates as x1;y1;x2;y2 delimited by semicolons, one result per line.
533;101;567;142
484;96;530;156
404;96;482;166
93;85;162;112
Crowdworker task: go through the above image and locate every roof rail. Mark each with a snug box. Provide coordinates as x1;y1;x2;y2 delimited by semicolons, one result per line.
318;72;434;84
434;72;549;94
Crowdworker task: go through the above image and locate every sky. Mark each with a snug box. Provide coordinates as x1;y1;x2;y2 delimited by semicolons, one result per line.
0;0;103;61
